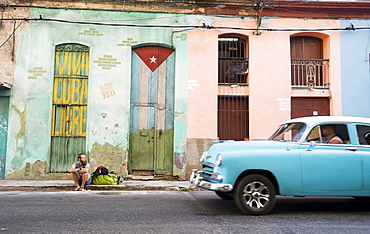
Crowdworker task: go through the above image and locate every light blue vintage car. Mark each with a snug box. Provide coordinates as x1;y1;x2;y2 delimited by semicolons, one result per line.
190;116;370;215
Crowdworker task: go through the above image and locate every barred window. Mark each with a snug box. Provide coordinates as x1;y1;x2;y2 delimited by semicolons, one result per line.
218;35;249;84
218;95;249;141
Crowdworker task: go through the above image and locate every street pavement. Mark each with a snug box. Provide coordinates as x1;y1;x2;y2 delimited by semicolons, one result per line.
0;179;193;192
2;191;370;233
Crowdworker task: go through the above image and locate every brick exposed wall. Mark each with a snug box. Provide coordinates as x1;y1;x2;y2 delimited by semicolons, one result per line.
0;6;29;87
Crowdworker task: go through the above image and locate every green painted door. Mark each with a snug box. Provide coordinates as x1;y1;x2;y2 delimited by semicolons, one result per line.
50;44;89;172
130;105;155;172
0;95;10;178
129;45;175;175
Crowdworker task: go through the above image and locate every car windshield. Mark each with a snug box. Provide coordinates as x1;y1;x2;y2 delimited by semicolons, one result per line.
269;122;307;142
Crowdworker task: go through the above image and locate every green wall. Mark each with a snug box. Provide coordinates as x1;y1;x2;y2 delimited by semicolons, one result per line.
6;7;189;178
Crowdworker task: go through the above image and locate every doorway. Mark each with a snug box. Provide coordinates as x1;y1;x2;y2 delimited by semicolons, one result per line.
218;96;249;141
0;94;10;178
291;97;330;119
129;45;175;175
50;43;89;172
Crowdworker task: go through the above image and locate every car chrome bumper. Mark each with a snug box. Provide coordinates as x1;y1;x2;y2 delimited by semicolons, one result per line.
190;169;233;192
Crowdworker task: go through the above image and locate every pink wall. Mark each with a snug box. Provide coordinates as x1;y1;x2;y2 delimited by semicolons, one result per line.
187;29;219;139
249;31;291;139
187;17;342;140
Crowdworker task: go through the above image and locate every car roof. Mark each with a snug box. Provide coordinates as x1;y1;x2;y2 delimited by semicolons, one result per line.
283;116;370;127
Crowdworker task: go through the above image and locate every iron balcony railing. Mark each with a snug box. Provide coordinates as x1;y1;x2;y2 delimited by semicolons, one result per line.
291;59;329;88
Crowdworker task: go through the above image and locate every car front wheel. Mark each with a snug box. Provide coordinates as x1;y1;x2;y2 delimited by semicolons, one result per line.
234;174;276;215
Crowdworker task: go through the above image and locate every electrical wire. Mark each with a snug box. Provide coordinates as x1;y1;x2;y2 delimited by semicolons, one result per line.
1;16;369;49
1;17;369;32
0;20;24;49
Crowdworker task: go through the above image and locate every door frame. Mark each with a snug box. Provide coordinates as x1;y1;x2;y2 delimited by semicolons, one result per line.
0;89;11;178
129;43;175;175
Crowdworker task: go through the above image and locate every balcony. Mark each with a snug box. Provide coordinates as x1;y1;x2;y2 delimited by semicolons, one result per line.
291;59;329;89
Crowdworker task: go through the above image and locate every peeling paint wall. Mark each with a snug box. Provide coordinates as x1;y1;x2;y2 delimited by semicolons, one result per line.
89;142;127;176
3;3;367;180
5;7;191;178
0;7;29;88
184;138;215;179
6;160;47;179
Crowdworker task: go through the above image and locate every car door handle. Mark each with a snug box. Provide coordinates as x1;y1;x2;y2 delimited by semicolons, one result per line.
346;147;358;152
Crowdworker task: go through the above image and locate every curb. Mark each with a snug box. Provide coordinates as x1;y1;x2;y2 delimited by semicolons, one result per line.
0;180;193;192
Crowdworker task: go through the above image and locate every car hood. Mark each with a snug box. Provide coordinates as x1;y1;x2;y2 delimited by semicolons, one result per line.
204;140;293;163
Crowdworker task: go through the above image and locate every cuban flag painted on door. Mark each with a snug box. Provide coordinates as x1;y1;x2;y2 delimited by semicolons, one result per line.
129;45;175;175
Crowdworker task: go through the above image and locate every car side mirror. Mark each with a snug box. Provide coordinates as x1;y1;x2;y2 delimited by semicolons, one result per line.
306;141;316;151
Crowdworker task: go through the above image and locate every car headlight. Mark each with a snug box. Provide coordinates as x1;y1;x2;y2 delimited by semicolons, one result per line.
211;174;223;182
216;154;222;166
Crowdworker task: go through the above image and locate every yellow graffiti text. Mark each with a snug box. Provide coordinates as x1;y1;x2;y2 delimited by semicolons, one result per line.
55;52;89;76
53;78;88;104
52;105;87;136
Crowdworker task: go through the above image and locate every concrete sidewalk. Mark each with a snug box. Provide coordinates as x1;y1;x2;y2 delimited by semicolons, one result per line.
0;179;193;192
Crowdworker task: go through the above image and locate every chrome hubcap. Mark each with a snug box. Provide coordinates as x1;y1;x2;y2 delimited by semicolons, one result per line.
243;181;270;209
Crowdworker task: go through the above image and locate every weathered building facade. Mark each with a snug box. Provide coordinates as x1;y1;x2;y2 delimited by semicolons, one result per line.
1;0;370;179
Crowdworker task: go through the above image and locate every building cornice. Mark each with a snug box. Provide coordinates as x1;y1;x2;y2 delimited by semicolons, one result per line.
1;0;370;19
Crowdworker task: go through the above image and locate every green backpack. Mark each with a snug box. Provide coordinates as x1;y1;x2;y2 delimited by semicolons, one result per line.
92;174;119;185
91;166;121;185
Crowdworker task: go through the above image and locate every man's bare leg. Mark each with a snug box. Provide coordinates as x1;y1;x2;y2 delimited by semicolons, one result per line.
71;172;81;190
80;173;89;189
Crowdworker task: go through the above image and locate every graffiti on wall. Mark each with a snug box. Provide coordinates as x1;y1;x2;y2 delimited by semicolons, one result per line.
93;55;121;70
52;77;88;136
118;38;139;47
28;67;47;79
276;98;290;111
50;43;89;172
55;51;89;76
52;45;89;137
78;28;103;37
99;82;116;99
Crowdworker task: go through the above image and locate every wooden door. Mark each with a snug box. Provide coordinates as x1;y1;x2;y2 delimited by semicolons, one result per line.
50;44;89;172
129;45;175;175
290;36;323;87
0;95;9;178
291;36;323;59
291;97;329;119
218;96;249;141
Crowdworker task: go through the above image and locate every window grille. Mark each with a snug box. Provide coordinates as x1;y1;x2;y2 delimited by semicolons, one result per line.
218;95;249;141
217;35;249;141
218;35;249;84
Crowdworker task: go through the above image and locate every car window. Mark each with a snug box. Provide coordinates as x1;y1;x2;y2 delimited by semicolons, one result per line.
356;124;370;145
269;122;307;142
305;124;350;144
